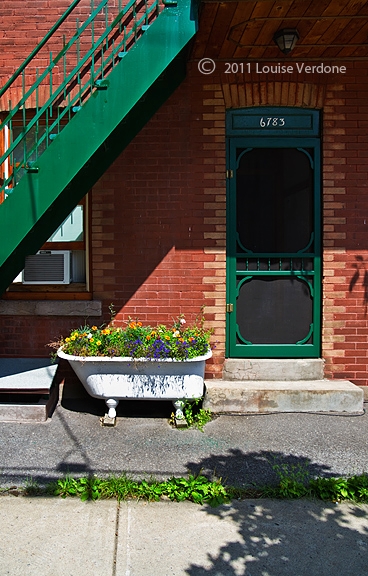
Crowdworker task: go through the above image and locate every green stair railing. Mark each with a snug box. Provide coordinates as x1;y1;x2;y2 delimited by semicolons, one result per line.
0;0;197;294
0;0;160;196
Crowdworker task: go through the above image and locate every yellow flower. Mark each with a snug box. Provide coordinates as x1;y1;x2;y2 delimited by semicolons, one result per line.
89;337;94;343
96;340;102;346
146;335;151;341
65;337;70;342
165;335;170;340
92;326;98;331
71;335;76;341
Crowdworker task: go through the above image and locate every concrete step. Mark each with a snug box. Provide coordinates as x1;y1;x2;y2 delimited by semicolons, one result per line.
223;359;324;381
203;380;364;414
0;358;59;422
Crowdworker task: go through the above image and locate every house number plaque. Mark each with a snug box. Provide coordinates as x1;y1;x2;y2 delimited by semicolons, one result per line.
227;107;320;137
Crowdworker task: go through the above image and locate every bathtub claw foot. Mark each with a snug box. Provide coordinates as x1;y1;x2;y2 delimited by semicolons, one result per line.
106;398;119;419
172;399;186;420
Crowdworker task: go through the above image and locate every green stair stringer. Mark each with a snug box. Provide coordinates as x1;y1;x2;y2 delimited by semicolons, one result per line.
0;0;197;295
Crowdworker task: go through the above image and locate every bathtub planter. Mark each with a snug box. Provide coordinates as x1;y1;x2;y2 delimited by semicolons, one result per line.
57;348;212;419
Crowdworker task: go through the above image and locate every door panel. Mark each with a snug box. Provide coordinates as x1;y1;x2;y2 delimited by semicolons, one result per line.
237;276;314;345
227;132;321;358
236;148;313;253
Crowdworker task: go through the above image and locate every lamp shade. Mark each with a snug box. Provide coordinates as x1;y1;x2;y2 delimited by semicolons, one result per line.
273;29;299;54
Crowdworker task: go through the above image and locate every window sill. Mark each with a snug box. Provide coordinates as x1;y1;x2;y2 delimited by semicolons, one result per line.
4;283;89;298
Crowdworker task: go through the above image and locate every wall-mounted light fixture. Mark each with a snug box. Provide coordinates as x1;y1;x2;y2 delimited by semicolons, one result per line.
273;29;299;54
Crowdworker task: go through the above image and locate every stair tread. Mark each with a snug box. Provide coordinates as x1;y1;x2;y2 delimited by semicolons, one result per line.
205;379;361;391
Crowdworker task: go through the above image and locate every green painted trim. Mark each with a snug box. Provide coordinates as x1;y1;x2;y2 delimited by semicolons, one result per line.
231;344;319;359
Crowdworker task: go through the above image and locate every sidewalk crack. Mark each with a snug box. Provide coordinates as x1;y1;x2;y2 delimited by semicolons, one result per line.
112;501;120;576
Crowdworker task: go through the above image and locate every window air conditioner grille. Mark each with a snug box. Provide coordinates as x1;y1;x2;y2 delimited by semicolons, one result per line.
22;251;71;284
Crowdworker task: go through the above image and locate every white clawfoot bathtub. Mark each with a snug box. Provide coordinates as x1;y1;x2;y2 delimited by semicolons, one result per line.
58;349;212;418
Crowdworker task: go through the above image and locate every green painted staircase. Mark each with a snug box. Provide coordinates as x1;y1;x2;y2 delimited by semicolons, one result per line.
0;0;197;295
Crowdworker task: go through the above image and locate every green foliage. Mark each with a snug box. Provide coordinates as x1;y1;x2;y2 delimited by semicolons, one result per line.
52;475;106;501
271;461;312;499
184;400;212;432
48;473;229;506
277;477;309;499
169;398;213;431
309;475;368;503
270;461;368;502
50;314;212;360
164;475;229;506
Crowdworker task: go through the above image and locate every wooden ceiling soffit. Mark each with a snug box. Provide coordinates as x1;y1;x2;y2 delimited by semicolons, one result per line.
195;1;368;61
229;15;368;49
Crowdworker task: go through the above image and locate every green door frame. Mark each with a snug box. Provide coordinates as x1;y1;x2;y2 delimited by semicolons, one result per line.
226;107;321;358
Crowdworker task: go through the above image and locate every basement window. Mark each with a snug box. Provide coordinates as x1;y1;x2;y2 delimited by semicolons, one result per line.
6;197;90;298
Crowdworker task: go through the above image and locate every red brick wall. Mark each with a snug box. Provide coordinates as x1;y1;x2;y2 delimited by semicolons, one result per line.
322;62;368;385
0;71;224;379
0;315;101;357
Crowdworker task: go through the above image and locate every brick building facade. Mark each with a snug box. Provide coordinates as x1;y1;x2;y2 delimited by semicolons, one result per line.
1;0;368;390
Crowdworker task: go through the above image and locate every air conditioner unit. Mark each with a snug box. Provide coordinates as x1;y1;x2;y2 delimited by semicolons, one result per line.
22;250;71;284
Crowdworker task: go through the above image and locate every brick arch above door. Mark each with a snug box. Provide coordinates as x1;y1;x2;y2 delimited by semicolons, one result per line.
220;80;327;109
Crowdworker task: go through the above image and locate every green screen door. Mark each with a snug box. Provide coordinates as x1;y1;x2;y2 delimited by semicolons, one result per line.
226;108;321;358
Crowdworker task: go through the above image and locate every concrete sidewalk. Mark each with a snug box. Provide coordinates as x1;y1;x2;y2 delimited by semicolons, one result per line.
1;496;368;575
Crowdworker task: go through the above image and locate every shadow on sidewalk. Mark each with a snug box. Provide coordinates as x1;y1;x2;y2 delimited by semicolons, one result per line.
186;448;336;488
184;498;368;575
182;451;368;575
